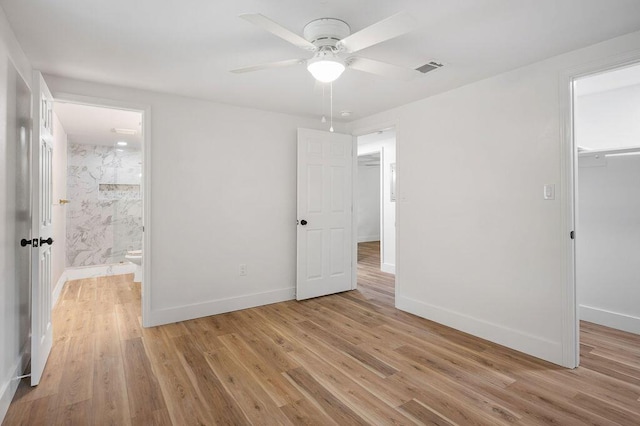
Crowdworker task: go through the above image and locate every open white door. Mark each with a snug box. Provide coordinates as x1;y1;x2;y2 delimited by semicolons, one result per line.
297;128;354;300
30;72;54;386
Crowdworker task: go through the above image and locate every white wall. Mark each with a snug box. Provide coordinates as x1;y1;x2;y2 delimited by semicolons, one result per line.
575;83;640;150
52;113;67;302
0;7;32;422
349;30;640;366
44;74;342;326
358;134;396;274
357;163;380;242
577;153;640;334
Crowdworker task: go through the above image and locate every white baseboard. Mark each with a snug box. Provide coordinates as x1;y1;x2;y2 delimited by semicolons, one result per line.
52;271;67;307
357;236;380;243
580;305;640;335
0;354;26;424
381;263;396;274
396;295;564;366
147;286;296;327
65;263;136;281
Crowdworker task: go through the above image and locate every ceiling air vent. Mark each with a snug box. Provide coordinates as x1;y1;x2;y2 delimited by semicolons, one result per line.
415;61;443;74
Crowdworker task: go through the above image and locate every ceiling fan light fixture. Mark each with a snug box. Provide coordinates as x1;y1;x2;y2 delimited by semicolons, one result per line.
307;55;345;83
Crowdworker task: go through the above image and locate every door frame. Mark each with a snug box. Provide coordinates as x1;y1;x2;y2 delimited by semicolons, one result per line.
50;91;152;327
351;120;399;300
559;50;640;368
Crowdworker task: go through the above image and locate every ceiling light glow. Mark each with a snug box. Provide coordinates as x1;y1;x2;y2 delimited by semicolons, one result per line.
112;128;137;135
307;52;345;83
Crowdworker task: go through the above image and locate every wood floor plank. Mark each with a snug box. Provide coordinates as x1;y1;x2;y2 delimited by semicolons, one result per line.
225;311;301;371
231;307;299;353
505;380;617;425
172;335;251;425
121;338;167;424
395;343;515;389
572;392;640;425
53;399;91;426
282;325;412;408
285;367;370;425
25;395;59;425
92;355;131;425
399;399;457;426
202;347;293;425
4;242;640;425
217;333;303;406
297;320;398;377
181;317;224;353
61;280;81;301
115;302;142;341
58;335;95;407
373;341;522;425
280;398;339;426
287;347;418;425
142;333;214;425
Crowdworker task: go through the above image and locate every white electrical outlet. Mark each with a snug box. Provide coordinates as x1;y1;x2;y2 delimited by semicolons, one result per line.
239;263;247;276
543;184;555;200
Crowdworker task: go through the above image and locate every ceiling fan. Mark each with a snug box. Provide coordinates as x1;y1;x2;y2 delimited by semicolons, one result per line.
231;11;425;83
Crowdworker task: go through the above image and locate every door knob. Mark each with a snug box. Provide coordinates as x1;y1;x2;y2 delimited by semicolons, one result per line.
300;220;308;226
20;238;32;247
40;237;53;246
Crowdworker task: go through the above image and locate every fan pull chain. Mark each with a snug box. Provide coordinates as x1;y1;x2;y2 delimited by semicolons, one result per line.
330;82;334;132
321;84;326;123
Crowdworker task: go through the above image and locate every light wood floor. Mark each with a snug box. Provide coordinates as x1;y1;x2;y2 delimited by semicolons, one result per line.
4;241;640;425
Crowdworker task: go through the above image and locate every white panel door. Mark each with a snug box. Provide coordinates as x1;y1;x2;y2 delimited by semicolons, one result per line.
31;72;54;386
297;128;353;300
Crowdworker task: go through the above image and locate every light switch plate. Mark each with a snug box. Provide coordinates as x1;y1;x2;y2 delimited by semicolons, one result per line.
543;184;555;200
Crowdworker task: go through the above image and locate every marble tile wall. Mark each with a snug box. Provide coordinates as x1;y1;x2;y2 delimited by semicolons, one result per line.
66;143;142;267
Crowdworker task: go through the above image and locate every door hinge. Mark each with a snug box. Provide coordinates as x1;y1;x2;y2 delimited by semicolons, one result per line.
570;230;575;240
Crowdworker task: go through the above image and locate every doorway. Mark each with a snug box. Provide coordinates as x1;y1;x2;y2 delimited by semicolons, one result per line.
356;129;396;299
50;100;146;320
573;63;640;342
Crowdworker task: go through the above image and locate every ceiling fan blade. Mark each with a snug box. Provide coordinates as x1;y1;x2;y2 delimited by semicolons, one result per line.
240;14;316;51
231;58;305;74
347;57;418;81
337;11;417;53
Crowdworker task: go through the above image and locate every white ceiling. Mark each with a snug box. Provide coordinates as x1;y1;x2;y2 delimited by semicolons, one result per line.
3;0;640;121
54;102;142;149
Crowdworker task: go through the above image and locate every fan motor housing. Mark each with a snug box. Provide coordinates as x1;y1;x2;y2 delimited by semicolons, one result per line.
303;18;351;48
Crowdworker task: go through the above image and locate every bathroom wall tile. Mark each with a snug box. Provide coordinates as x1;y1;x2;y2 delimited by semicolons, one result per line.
66;143;142;267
